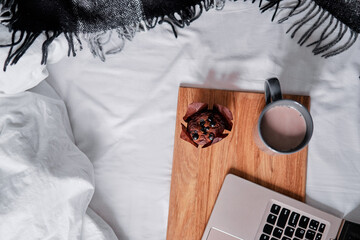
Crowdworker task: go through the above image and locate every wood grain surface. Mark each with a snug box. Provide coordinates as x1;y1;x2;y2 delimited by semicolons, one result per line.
166;87;310;240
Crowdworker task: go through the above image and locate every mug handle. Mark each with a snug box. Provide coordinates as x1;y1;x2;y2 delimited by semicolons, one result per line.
265;77;282;105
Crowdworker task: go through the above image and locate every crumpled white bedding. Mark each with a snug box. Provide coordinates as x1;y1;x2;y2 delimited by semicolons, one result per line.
2;1;359;240
0;82;117;240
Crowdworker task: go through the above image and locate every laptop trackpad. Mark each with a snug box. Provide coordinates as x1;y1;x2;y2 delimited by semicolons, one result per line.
207;228;243;240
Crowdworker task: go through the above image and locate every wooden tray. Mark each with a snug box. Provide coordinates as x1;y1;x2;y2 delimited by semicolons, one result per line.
166;87;310;240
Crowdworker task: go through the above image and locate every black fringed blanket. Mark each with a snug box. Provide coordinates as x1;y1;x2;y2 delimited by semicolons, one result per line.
0;0;359;70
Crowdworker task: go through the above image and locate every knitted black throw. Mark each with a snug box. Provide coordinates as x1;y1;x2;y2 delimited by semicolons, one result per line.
0;0;359;70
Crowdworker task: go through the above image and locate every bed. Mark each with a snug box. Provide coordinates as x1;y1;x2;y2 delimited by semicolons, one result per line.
1;1;360;240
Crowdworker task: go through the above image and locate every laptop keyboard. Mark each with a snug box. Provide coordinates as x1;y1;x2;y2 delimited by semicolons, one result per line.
259;203;327;240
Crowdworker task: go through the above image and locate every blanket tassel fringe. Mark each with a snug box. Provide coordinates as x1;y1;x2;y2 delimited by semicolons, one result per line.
0;0;358;71
258;0;358;58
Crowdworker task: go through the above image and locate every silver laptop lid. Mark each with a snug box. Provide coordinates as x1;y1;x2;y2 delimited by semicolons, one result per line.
202;174;342;240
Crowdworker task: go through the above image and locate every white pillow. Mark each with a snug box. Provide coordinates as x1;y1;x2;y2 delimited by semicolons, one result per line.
0;25;67;94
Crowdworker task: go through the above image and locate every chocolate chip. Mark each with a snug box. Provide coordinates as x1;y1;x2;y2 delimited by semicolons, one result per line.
200;119;205;126
192;133;199;140
209;133;214;141
201;127;207;134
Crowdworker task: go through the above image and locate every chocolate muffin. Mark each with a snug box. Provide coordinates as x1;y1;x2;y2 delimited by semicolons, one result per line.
180;102;233;148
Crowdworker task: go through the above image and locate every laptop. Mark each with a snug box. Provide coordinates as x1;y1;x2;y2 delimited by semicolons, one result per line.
202;174;360;240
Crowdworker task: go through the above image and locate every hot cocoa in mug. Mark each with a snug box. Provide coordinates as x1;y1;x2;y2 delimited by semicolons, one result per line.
255;78;313;155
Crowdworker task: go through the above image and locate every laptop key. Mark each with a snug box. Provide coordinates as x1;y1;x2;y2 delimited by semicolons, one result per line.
309;220;319;231
305;229;316;240
281;237;291;240
271;204;281;215
299;216;310;229
295;228;305;238
318;223;326;233
263;224;273;235
273;227;283;238
315;233;322;240
277;208;290;228
284;226;295;237
260;234;270;240
267;214;277;225
288;212;300;227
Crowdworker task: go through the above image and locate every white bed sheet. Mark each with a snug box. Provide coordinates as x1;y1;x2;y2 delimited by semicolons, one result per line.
46;1;360;239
